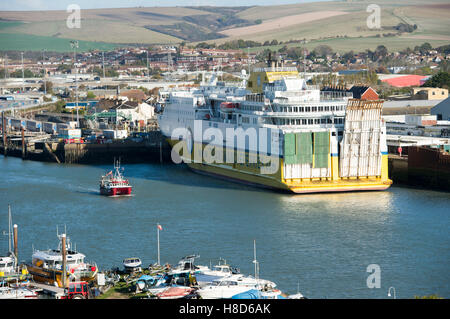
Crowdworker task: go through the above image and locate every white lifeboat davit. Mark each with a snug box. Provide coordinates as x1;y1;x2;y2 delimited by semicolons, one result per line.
220;102;239;113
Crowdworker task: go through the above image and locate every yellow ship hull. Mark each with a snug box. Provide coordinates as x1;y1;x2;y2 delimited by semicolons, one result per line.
167;139;392;193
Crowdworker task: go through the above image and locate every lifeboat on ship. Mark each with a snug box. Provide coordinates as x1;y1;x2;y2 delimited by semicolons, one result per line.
220;102;239;113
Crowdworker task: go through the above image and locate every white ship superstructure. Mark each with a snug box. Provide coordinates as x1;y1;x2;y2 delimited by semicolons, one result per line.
158;62;392;193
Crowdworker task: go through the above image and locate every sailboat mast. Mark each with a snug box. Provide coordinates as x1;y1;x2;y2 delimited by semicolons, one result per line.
253;239;258;280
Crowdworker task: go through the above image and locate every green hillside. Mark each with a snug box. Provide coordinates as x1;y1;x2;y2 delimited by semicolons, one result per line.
0;0;448;52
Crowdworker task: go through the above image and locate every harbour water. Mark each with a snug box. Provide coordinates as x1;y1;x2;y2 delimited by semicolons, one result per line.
1;156;449;299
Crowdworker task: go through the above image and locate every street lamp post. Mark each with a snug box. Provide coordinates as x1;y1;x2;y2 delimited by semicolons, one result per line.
70;40;79;128
388;287;396;299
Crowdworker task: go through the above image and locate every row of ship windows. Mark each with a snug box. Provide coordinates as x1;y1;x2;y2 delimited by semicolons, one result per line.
240;104;346;113
242;117;257;124
239;117;344;126
241;104;262;111
275;105;345;113
166;108;194;117
276;117;344;125
239;117;344;125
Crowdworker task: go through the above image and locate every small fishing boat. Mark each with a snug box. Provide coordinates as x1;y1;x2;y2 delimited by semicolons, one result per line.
123;257;142;273
156;286;194;299
99;160;132;197
0;282;38;299
27;231;98;288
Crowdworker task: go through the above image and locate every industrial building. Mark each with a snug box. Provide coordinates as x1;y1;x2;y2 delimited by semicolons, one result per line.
431;97;450;121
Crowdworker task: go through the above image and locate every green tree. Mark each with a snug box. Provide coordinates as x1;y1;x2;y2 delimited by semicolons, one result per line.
54;100;66;113
39;81;53;93
439;60;450;73
313;45;333;58
10;69;36;78
420;42;432;52
422;71;450;89
86;91;96;99
375;45;388;60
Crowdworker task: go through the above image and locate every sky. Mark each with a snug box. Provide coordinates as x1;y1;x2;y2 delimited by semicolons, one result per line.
1;0;328;11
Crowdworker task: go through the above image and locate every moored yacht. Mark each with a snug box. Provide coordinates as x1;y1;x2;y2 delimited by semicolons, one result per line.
197;277;259;299
195;261;240;287
168;255;209;276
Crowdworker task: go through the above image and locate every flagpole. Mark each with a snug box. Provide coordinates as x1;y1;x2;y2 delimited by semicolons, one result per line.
157;223;160;265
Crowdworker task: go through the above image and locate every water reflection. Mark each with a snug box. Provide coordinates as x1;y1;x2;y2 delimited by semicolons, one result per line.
277;191;394;219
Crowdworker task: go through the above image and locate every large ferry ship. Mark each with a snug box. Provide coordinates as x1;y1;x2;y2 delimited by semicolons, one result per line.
157;59;392;193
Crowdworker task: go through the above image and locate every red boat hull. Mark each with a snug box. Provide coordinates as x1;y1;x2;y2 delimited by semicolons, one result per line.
100;186;132;196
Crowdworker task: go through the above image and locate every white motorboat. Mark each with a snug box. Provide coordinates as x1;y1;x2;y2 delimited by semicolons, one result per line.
197;278;257;299
168;255;209;276
229;274;276;289
123;257;142;272
195;261;236;287
0;284;38;299
200;259;240;277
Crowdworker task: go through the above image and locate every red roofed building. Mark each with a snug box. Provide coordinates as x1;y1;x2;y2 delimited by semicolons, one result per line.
381;75;429;87
348;86;379;100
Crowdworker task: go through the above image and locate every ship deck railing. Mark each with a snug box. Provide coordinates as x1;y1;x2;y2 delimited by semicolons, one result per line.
273;98;349;104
